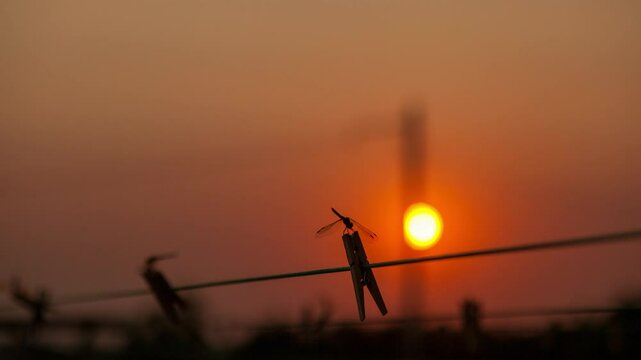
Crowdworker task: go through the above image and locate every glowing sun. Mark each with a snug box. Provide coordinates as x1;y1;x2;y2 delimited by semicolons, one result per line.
404;203;443;250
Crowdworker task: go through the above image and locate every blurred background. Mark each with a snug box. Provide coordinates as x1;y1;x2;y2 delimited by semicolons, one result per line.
1;1;641;358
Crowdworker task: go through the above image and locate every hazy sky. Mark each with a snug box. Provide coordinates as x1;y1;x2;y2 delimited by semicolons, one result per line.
2;0;641;339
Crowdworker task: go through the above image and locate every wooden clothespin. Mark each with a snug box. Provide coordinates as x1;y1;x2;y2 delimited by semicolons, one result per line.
342;231;387;321
141;254;187;324
316;208;387;321
10;278;50;326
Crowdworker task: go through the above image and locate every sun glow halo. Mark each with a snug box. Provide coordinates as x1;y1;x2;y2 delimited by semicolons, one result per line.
404;203;443;250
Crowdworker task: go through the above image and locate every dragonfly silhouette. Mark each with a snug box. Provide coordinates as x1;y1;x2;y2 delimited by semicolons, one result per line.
316;208;377;239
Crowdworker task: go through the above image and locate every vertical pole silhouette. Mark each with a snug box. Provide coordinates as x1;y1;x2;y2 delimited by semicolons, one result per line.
462;299;483;355
399;102;429;316
10;278;50;327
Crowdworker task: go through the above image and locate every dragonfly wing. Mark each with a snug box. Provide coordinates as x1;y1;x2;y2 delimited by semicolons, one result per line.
315;219;342;238
352;219;377;239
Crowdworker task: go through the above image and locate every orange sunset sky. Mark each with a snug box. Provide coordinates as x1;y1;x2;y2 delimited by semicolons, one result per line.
2;1;641;340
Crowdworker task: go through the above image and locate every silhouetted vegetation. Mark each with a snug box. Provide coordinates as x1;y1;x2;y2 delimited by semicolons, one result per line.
2;304;641;359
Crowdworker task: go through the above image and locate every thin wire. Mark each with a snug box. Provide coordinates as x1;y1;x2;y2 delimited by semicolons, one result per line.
212;305;641;333
2;305;637;332
138;305;641;332
364;305;641;324
370;229;641;269
3;228;641;310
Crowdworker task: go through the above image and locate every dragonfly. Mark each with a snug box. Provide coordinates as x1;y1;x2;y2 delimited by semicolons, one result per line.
317;209;387;321
316;208;378;239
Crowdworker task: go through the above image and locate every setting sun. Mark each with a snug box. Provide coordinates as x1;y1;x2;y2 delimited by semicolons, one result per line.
404;203;443;250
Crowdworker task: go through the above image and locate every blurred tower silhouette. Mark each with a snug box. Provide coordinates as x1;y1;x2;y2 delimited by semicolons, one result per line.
399;102;429;317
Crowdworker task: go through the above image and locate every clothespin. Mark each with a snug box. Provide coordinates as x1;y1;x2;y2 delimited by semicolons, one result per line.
141;253;187;324
316;208;387;321
10;278;50;326
342;231;387;321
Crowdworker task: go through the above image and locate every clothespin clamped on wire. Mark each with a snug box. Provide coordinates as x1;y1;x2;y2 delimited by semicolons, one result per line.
10;278;50;326
317;208;388;321
141;253;187;324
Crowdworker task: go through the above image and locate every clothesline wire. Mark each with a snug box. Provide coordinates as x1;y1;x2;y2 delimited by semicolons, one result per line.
2;228;640;311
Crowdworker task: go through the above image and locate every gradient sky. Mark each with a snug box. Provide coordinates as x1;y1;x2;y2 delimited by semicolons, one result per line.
2;0;641;340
